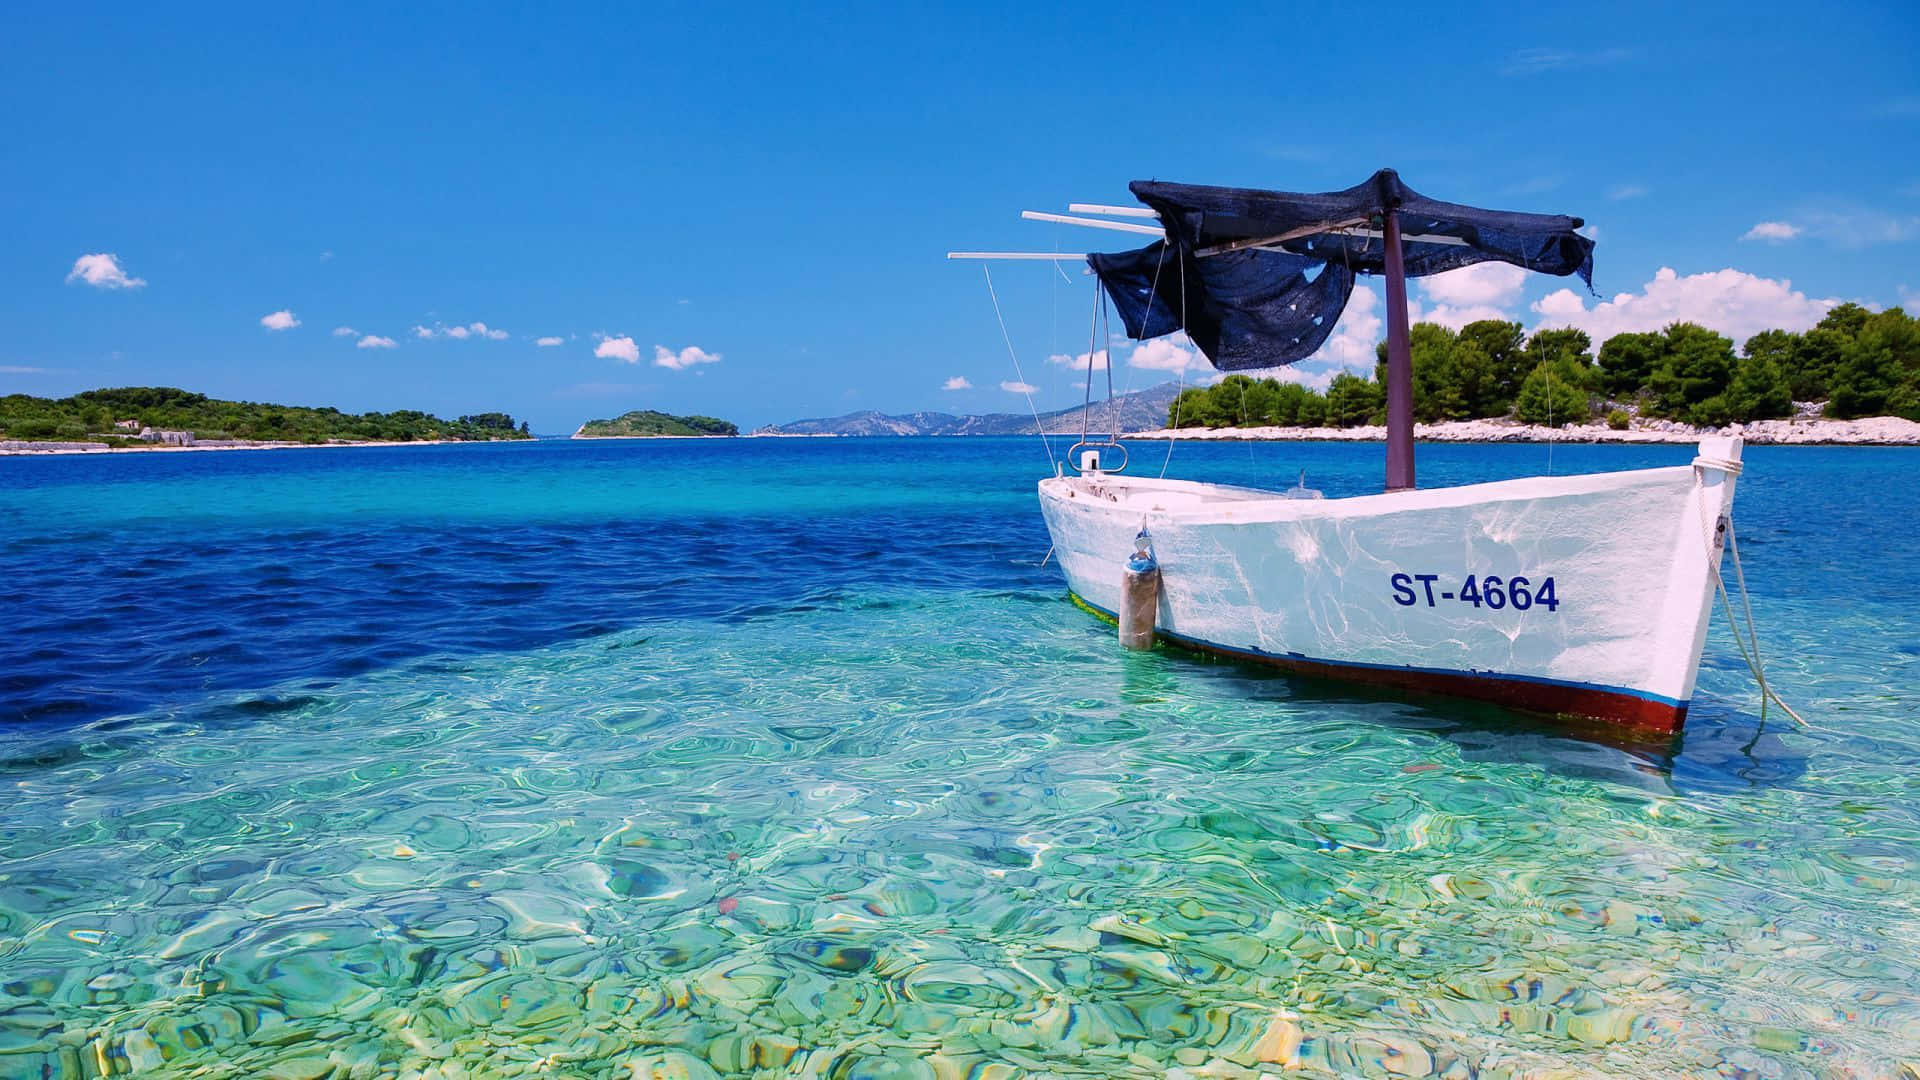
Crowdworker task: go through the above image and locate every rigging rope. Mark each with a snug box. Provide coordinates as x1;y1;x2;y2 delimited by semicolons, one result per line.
1103;289;1116;439
982;264;1057;472
1079;277;1103;444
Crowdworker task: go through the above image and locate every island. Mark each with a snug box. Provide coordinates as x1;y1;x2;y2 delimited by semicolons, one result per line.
572;410;738;438
0;386;533;453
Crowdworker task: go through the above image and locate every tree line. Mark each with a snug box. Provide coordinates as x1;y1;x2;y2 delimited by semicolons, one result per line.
0;387;533;443
1166;303;1918;430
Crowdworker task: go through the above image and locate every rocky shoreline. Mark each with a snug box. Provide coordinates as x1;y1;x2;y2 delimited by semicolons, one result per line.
1127;415;1920;446
0;438;469;456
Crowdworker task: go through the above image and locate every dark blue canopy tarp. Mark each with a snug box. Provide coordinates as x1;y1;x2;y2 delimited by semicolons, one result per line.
1088;168;1594;371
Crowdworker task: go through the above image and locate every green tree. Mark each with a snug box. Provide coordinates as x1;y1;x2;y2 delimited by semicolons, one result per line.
1514;358;1594;426
1644;323;1737;423
1457;320;1527;411
1827;308;1920;419
1726;355;1793;421
1238;378;1280;426
1205;375;1263;427
1742;330;1795;373
1270;382;1311;426
1325;373;1384;427
1816;302;1872;340
1374;323;1501;422
1787;329;1845;402
1597;331;1665;399
1167;387;1215;428
1;386;531;443
1295;390;1328;427
1524;328;1594;368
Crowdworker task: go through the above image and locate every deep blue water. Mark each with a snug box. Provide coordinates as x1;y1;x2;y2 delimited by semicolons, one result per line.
5;436;1911;729
2;437;1917;1077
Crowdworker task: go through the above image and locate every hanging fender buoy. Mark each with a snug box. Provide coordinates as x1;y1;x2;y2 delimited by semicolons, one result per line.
1119;526;1160;651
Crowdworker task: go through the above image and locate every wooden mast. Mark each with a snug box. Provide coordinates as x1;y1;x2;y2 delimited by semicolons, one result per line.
1382;208;1415;491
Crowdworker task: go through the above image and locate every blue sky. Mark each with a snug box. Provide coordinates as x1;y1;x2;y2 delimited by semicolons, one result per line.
4;3;1915;432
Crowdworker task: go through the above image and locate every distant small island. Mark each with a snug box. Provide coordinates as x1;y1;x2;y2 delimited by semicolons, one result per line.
573;410;738;438
0;386;532;453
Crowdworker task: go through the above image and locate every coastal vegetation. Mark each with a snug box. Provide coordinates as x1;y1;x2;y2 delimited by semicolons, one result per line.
575;410;738;437
1166;303;1919;429
0;387;532;444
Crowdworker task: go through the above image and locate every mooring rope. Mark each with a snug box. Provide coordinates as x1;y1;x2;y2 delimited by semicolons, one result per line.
1692;458;1807;729
1715;516;1808;728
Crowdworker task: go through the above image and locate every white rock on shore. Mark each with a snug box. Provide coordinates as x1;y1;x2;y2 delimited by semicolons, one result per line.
1127;415;1920;446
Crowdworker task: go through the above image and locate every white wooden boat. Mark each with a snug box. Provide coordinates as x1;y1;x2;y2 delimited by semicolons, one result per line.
954;169;1747;735
1038;439;1741;733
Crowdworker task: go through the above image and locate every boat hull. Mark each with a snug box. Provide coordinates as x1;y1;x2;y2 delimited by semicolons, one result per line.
1038;438;1742;735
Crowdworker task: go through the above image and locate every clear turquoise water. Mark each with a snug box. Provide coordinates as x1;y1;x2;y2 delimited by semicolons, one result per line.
1;438;1917;1078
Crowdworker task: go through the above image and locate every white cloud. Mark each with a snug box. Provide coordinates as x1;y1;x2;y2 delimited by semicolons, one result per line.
320;250;334;262
1499;46;1633;77
1312;282;1382;371
942;376;972;390
1;365;51;375
534;336;564;347
1202;363;1343;392
414;321;511;341
1049;348;1110;372
1607;184;1649;201
653;344;721;370
1407;266;1521;329
1411;301;1516;331
1125;336;1206;373
1532;267;1841;346
1742;221;1802;243
1001;380;1038;394
1796;208;1919;248
356;335;397;349
66;253;146;289
332;326;357;337
595;336;642;363
260;309;300;331
1419;262;1527;308
1738;207;1920;249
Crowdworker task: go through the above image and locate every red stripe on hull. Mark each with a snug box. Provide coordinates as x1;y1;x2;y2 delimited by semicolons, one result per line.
1068;593;1688;736
1178;637;1688;736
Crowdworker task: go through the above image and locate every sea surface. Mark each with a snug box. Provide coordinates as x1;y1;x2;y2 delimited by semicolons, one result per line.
1;437;1916;1079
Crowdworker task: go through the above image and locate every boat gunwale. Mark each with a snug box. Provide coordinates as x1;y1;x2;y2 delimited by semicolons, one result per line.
1039;462;1703;525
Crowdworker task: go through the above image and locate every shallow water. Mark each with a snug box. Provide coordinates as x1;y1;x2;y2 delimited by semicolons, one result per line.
2;438;1917;1078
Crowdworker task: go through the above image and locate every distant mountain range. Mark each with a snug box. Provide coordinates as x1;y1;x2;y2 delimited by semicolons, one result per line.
757;381;1182;436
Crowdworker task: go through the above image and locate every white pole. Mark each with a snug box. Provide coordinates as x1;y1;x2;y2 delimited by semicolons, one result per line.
1019;211;1164;236
1067;203;1158;219
947;251;1090;260
1197;221;1469;258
